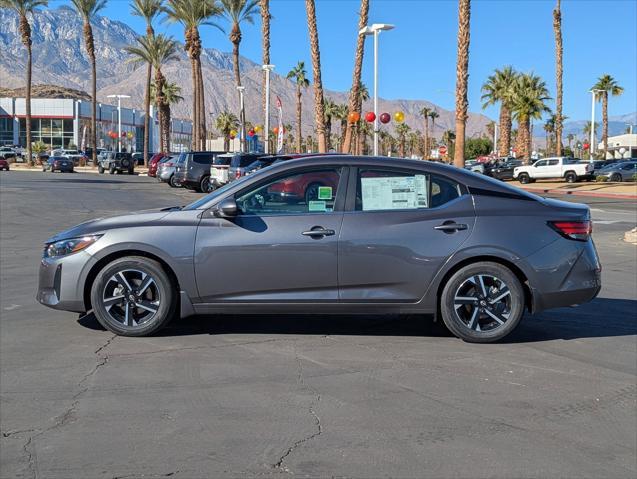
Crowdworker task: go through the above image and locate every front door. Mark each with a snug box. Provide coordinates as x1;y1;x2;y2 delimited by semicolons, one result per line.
194;166;347;302
338;167;475;302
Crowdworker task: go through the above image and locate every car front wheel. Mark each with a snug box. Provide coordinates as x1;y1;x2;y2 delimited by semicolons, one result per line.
169;175;179;188
90;256;176;337
610;173;622;182
564;172;577;183
440;262;525;343
517;173;530;184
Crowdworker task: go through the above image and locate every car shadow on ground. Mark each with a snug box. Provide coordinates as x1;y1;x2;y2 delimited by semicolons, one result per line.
77;297;636;343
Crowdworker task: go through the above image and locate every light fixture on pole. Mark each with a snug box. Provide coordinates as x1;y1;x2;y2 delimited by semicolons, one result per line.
107;94;131;153
262;64;275;154
236;86;246;153
589;89;602;162
359;23;395;157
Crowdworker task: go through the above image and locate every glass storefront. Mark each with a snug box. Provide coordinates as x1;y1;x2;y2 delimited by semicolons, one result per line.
19;118;74;149
0;118;13;145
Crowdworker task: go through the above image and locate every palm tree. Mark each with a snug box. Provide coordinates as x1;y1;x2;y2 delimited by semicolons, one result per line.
481;66;517;157
453;0;471;167
428;110;440;149
70;0;106;165
286;61;310;153
0;1;47;165
510;73;551;163
260;0;270;120
305;0;327;152
131;0;162;165
125;34;179;153
214;111;239;151
553;0;563;155
334;103;349;152
395;123;411;157
150;81;183;148
164;0;222;150
220;0;259;152
323;98;339;151
544;114;555;154
566;132;574;150
442;129;456;162
591;74;624;158
419;106;430;157
342;0;369;154
349;81;369;154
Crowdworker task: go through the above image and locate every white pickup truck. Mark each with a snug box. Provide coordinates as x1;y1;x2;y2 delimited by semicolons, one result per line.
513;157;594;184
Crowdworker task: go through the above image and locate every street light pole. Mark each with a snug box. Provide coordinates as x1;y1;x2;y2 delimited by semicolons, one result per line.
262;65;275;154
359;23;394;157
107;94;130;153
589;89;602;162
237;86;246;153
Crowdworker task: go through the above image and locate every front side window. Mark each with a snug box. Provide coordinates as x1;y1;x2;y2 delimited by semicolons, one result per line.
355;169;461;211
235;167;342;216
534;160;548;167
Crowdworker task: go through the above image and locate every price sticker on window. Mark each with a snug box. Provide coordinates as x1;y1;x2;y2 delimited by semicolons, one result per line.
318;186;333;200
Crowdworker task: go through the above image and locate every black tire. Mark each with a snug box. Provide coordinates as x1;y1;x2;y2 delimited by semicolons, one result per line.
610;173;622;182
90;256;176;337
564;171;577;183
98;165;104;174
304;182;323;204
518;173;530;184
200;175;212;193
169;175;179;188
440;261;525;343
109;164;116;175
128;166;134;175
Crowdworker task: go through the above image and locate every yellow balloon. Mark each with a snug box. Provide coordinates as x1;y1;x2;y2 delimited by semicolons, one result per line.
394;111;405;123
254;125;262;133
230;130;237;136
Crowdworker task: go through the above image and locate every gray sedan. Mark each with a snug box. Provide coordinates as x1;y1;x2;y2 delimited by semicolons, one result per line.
594;160;637;182
37;156;601;342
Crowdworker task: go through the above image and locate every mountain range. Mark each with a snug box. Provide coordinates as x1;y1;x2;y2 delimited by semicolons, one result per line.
0;6;492;139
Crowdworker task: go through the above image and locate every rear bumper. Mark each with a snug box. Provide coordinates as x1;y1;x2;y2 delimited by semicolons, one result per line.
528;239;602;313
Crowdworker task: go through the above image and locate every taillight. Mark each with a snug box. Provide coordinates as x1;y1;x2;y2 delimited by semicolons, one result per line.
235;170;242;179
548;220;592;241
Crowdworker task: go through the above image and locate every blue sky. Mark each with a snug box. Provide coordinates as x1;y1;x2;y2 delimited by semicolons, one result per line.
51;0;636;122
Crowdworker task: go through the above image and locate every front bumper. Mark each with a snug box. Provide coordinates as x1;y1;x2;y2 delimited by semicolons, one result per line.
37;252;97;313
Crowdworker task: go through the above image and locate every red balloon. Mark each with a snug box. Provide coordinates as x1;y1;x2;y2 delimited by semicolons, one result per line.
583;142;590;150
380;112;391;124
248;129;255;137
365;112;376;123
348;111;361;124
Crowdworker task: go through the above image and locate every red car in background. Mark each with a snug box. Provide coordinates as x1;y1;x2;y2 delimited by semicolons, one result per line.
268;170;340;204
0;158;9;171
148;152;173;177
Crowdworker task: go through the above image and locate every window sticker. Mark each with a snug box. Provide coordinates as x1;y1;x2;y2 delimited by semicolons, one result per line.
318;186;333;200
308;200;327;212
361;175;428;211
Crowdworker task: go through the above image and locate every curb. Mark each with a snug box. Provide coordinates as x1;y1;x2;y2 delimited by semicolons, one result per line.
624;228;637;245
521;186;637;200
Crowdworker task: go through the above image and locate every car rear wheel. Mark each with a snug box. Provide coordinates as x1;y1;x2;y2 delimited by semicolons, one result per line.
610;173;622;182
518;173;530;184
440;262;525;343
98;165;104;174
169;175;179;188
200;175;211;193
564;171;577;183
90;256;176;337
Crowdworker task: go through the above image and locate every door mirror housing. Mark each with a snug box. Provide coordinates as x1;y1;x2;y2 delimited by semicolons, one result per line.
215;197;238;218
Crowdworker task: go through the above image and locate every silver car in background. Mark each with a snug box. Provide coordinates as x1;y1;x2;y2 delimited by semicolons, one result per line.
37;156;601;342
157;155;179;187
594;160;637;182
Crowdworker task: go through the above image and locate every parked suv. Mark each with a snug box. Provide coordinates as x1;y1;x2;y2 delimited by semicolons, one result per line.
173;151;225;192
0;147;17;161
98;152;135;174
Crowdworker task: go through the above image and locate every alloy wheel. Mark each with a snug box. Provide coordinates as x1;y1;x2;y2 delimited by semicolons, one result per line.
102;269;160;328
453;274;512;332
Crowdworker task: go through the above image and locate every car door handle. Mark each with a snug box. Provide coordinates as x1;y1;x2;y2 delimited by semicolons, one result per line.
302;227;335;237
434;222;468;232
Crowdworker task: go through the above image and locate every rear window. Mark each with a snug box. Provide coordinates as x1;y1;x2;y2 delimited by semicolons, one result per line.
214;155;233;166
563;157;580;164
231;154;261;168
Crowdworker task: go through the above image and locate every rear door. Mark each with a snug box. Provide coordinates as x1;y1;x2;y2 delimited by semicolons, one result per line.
338;166;475;302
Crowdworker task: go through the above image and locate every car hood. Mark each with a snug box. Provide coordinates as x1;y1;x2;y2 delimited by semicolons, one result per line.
45;208;174;243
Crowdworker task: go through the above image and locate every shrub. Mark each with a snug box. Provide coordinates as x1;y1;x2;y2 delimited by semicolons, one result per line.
595;176;609;182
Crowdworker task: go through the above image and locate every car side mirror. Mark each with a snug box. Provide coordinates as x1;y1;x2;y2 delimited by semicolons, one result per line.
214;197;238;218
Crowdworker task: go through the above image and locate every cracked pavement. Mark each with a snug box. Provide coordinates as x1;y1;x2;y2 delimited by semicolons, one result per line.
1;172;636;478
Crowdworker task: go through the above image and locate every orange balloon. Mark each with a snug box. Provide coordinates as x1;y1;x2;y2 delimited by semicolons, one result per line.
348;111;361;123
273;127;279;135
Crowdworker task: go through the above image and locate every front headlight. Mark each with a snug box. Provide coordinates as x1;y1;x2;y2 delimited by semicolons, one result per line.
44;235;102;258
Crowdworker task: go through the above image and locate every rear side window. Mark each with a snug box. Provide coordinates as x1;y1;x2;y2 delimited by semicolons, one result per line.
231;155;260;168
214;155;232;166
193;153;214;164
548;159;559;166
355;168;462;211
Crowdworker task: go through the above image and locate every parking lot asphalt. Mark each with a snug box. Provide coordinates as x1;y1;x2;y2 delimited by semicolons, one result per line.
1;171;636;479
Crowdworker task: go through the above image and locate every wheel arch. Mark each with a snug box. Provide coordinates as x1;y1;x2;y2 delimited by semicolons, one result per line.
83;249;181;311
434;255;534;318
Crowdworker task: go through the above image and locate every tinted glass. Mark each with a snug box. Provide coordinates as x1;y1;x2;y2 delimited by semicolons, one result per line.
236;167;342;216
621;163;637;170
193;153;214;164
214;155;232;166
535;161;547;167
548;159;559;166
231;154;260;168
563;158;579;164
176;153;187;164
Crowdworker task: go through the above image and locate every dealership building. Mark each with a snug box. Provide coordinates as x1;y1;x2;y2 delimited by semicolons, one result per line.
0;96;192;152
